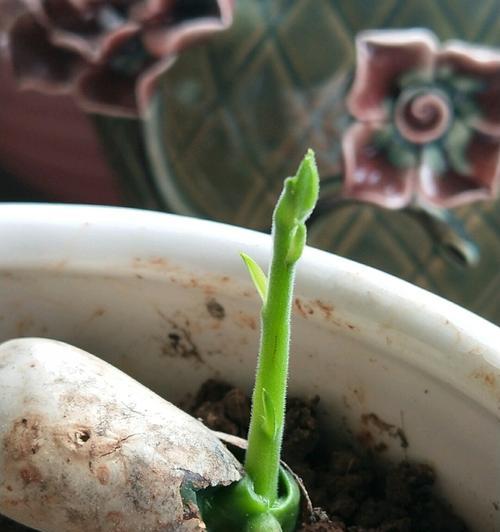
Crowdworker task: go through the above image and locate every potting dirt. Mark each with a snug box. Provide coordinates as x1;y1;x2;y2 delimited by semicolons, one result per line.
0;379;470;531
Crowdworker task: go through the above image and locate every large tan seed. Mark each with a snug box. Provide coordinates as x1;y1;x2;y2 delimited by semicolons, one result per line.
0;338;242;531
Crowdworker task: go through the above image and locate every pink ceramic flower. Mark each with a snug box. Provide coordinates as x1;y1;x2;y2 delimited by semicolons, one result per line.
344;29;500;209
5;0;234;117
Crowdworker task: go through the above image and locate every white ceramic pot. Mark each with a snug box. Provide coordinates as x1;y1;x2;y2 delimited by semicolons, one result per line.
0;204;498;531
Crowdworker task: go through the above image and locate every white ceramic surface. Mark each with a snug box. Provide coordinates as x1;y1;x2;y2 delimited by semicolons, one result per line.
0;204;499;531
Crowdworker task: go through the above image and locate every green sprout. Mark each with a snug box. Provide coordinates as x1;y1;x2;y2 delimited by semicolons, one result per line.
198;150;320;531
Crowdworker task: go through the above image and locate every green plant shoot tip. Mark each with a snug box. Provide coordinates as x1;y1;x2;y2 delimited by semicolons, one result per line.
198;150;320;531
274;148;319;237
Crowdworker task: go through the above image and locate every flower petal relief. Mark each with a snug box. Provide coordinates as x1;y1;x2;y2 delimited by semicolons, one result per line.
5;0;235;117
343;29;500;209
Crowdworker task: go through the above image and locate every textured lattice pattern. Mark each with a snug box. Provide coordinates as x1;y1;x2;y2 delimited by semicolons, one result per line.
145;0;500;324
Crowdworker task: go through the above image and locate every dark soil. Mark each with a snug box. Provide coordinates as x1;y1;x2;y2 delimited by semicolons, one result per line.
0;380;469;531
191;379;469;532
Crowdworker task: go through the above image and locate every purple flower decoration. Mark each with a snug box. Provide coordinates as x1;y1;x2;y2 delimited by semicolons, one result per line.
6;0;234;117
343;29;500;209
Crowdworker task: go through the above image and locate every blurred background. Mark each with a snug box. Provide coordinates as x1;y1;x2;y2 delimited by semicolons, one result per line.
1;0;499;323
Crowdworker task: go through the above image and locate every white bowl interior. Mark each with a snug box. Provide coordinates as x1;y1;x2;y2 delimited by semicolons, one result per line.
0;204;499;530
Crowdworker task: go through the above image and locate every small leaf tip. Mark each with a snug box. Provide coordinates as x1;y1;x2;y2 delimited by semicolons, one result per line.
240;252;267;302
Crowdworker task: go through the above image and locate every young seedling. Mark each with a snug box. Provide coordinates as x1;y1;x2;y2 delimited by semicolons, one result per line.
199;150;320;531
0;151;319;532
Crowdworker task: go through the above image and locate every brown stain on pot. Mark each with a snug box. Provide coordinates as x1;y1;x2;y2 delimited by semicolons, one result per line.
471;369;497;389
357;430;375;448
16;317;35;337
315;299;334;319
470;369;500;401
359;413;408;450
294;297;315;318
79;307;107;329
155;311;203;363
132;257;233;299
132;256;171;270
50;258;69;271
149;257;168;267
164;328;201;362
13;316;49;338
93;307;106;318
294;297;360;332
351;386;365;405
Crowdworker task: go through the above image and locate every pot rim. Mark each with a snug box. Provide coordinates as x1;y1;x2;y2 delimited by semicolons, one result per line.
0;203;499;418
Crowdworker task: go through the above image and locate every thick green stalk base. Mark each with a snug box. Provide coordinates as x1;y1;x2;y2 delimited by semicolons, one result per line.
197;466;300;532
